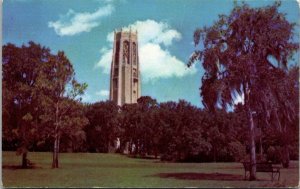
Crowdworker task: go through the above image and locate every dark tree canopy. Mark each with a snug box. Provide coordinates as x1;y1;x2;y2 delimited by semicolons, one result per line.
189;2;298;112
189;2;299;180
2;41;88;168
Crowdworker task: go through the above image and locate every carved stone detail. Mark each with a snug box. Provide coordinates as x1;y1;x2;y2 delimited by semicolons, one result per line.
132;43;136;65
123;41;129;64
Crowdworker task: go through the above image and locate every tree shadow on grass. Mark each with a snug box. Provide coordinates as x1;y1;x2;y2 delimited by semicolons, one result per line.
2;164;41;170
152;172;245;181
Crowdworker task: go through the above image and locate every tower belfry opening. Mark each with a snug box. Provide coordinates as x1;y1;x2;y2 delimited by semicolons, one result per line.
109;29;141;106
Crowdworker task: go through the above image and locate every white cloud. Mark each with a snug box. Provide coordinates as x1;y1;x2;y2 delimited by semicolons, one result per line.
95;48;112;73
48;5;114;36
95;19;197;82
140;43;196;81
96;90;109;97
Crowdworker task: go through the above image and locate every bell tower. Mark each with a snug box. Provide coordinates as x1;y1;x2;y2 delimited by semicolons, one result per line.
109;29;141;106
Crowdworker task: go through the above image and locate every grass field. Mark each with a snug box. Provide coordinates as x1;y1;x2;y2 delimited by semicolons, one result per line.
2;151;299;188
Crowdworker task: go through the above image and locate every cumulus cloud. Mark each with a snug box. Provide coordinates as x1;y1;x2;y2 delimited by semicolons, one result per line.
95;19;197;82
48;5;114;36
96;90;110;97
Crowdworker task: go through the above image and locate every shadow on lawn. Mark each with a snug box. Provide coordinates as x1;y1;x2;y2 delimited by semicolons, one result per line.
2;164;41;170
153;172;245;181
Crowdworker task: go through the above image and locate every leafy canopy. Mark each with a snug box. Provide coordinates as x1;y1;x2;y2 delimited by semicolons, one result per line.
189;2;298;112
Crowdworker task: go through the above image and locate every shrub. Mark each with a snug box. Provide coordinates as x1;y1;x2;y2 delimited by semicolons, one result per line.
228;141;246;162
266;146;281;163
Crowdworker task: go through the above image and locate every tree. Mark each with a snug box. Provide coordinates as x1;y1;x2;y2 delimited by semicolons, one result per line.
120;103;141;154
37;51;88;168
157;100;208;162
85;101;120;153
261;65;299;167
53;100;88;153
136;96;158;156
3;41;88;168
3;42;51;168
189;2;298;180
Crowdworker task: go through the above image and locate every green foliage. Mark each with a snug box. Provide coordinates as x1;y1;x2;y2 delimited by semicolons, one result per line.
228;141;246;162
3;42;52;167
85;101;120;153
2;41;88;168
266;146;282;163
189;1;298;178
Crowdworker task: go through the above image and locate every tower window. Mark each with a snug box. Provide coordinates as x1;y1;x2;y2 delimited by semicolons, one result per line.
123;41;129;64
115;41;120;65
132;42;136;65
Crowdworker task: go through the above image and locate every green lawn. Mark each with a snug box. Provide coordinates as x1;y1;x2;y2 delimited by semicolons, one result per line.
2;151;299;188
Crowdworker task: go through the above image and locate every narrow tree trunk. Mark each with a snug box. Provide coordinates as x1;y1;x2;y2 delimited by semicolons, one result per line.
213;146;216;162
52;135;58;168
52;137;56;168
282;145;290;168
52;134;60;168
259;136;263;156
273;110;282;132
154;147;158;159
244;83;256;180
248;108;256;180
57;136;60;166
136;140;139;155
129;140;132;154
22;152;28;168
52;102;60;168
107;141;110;153
281;123;290;168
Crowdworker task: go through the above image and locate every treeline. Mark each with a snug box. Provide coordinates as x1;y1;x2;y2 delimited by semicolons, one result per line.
2;42;299;169
4;96;299;163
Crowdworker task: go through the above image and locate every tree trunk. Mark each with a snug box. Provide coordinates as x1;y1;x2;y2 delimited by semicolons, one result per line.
52;102;60;168
213;146;216;162
281;122;290;168
248;108;256;180
282;145;290;168
129;140;132;154
259;136;263;156
22;152;28;168
273;110;282;132
107;141;110;153
244;83;256;180
52;135;57;168
136;140;139;155
52;135;60;168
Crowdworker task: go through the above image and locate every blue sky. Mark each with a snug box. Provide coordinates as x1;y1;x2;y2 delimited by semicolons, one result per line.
3;0;299;107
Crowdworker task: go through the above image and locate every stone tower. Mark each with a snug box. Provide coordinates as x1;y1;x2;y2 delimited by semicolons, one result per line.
109;29;141;106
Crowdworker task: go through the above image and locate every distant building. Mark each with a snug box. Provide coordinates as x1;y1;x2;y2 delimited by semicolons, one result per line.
109;29;141;106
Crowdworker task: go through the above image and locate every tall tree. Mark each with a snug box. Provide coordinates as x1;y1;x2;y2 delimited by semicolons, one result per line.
137;96;158;156
262;65;299;167
3;42;51;168
189;2;298;180
120;103;141;154
85;101;120;153
37;51;88;168
3;42;88;168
